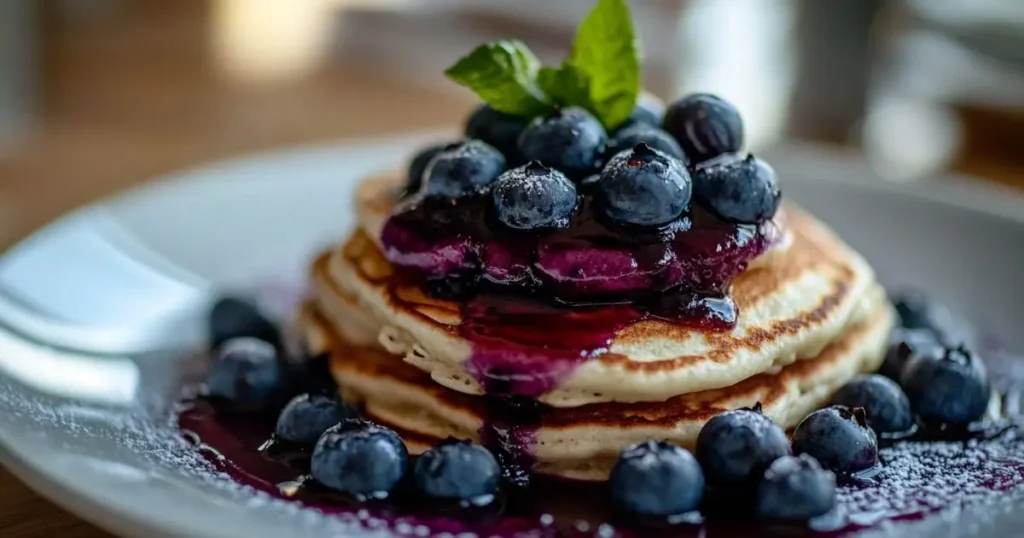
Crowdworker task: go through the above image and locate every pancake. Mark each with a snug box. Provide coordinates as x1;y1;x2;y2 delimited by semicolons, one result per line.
306;175;886;406
300;301;893;481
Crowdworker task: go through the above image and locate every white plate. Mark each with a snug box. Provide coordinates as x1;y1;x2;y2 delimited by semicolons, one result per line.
0;135;1023;537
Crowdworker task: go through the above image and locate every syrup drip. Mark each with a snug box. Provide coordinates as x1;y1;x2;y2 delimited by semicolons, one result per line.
460;293;734;483
459;292;736;398
381;192;775;306
383;182;777;472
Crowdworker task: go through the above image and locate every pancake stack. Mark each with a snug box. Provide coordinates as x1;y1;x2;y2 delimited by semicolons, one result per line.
298;174;893;481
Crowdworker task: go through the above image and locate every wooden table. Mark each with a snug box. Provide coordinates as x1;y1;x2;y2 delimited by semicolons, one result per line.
0;469;107;537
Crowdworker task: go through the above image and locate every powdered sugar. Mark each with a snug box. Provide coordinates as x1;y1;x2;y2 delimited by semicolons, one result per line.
836;432;1024;531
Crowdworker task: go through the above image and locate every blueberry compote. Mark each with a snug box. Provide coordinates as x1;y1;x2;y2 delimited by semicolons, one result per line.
382;173;780;398
179;289;1024;536
178;349;1024;537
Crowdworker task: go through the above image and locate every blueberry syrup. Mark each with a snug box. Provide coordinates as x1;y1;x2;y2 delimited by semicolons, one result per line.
477;396;544;489
439;287;737;486
177;350;1024;537
376;183;779;482
459;291;735;398
408;280;736;490
381;191;776;304
380;189;771;400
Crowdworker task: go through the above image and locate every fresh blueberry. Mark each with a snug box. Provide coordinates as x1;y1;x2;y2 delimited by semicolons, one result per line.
901;345;991;427
275;393;356;446
662;93;743;162
880;327;942;381
607;124;687;163
596;143;692;227
617;93;666;131
830;375;913;433
791;406;878;474
423;139;506;198
891;291;974;347
203;337;282;412
755;455;836;521
517;107;607;180
413;438;500;500
209;296;280;350
692;154;780;224
491;161;578;231
406;142;460;194
695;405;791;485
465;104;529;164
311;419;408;496
609;439;704;516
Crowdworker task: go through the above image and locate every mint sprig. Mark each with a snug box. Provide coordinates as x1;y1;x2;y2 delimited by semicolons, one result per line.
537;64;592;110
444;40;551;117
444;0;641;130
566;0;641;129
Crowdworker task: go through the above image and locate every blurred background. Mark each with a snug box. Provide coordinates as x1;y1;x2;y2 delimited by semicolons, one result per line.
2;0;1024;255
0;0;1023;534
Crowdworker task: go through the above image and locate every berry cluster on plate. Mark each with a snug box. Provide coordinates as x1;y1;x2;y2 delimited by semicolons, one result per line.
381;93;782;308
199;290;994;523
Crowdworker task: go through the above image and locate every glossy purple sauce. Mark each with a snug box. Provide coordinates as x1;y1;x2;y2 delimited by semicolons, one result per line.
381;191;777;303
177;350;1024;537
459;291;736;398
377;188;774;484
381;189;766;399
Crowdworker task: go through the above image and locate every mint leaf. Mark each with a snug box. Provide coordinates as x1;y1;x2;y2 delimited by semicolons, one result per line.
568;0;641;129
537;64;592;109
444;40;551;117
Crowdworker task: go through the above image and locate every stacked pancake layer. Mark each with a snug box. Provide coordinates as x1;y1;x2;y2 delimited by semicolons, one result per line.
299;174;893;481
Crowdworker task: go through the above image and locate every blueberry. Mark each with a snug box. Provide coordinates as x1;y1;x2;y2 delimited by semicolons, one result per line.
311;419;408;496
275;393;356;446
791;406;878;474
755;455;836;521
609;440;704;516
596;143;692;227
203;337;282;412
423;139;506;198
618;93;666;131
891;291;974;347
492;162;578;231
465;105;529;164
880;327;942;381
209;296;280;350
695;405;791;485
901;345;991;427
413;438;500;500
830;375;913;433
607;124;687;163
517;107;607;180
663;93;743;162
406;142;460;194
692;154;780;224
